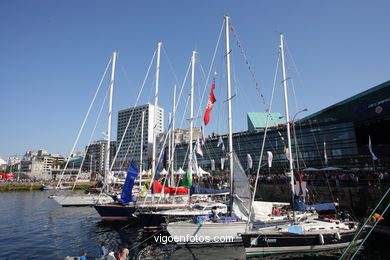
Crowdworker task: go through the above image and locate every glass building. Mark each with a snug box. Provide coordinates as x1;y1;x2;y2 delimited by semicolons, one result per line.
172;80;390;174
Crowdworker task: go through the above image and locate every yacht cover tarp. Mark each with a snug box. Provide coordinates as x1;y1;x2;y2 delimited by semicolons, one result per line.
294;199;336;211
152;180;189;195
190;183;229;195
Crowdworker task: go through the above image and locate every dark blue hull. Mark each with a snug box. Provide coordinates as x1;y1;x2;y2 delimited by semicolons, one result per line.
94;204;137;220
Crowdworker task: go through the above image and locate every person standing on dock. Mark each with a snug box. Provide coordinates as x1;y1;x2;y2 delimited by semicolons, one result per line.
80;251;87;260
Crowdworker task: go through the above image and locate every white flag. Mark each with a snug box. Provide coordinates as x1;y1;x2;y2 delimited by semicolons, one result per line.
267;151;273;168
217;136;223;147
247;154;253;169
285;148;290;161
191;151;200;176
368;136;378;160
324;142;328;165
211;159;215;171
221;158;225;170
194;138;203;157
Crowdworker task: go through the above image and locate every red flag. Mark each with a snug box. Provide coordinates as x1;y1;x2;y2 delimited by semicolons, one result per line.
204;78;216;125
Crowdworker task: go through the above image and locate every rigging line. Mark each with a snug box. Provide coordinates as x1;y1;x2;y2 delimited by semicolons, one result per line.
118;116;143;170
192;19;224;129
72;85;110;190
162;46;180;87
230;21;266;106
339;187;390;260
284;39;306;91
109;50;157;172
56;55;112;189
246;51;280;231
145;61;192;199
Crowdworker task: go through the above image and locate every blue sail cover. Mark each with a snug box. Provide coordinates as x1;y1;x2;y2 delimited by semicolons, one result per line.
190;183;229;195
121;161;139;205
294;199;336;211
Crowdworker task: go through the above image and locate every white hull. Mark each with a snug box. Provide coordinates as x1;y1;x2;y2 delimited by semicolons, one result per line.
53;194;114;206
245;240;363;256
167;221;247;244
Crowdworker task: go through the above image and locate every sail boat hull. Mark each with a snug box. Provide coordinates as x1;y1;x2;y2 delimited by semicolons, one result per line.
53;194;113;207
241;221;368;256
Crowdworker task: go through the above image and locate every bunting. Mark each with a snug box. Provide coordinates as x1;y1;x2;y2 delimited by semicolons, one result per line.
194;138;203;157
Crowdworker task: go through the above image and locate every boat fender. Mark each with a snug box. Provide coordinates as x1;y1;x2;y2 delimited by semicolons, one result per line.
335;232;341;240
319;234;324;245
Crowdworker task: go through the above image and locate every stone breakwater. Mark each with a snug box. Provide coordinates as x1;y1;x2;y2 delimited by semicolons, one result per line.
0;182;97;191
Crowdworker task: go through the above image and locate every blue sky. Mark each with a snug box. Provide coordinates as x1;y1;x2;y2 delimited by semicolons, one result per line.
1;0;389;159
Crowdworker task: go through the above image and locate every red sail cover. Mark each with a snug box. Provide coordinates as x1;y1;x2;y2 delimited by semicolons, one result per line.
153;180;189;195
203;78;216;125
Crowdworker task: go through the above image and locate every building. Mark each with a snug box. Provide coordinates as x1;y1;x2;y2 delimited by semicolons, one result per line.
116;103;164;170
173;80;390;173
247;112;285;131
83;140;117;174
20;149;66;178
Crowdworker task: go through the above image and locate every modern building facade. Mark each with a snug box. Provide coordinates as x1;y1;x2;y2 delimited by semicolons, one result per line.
116;103;164;170
173;80;390;173
83;140;117;174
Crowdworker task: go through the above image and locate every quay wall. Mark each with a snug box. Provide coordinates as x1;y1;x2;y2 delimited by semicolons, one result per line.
0;182;97;191
255;184;390;218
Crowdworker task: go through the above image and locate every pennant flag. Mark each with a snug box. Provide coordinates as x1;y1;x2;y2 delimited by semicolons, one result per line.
285;148;290;161
203;78;216;125
194;138;203;157
121;161;139;205
182;169;192;188
217;136;223;147
247;154;253;169
267;151;273;168
211;159;215;171
221;158;226;170
201;125;206;145
368;136;378;160
324;142;328;165
191;151;200;176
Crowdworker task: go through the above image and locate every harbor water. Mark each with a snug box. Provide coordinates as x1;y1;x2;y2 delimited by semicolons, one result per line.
0;191;388;259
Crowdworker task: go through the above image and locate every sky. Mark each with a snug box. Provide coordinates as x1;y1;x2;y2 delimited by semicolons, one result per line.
1;0;389;159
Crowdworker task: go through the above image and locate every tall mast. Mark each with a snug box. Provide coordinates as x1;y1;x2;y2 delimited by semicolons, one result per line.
225;16;234;195
168;112;172;185
189;51;196;179
104;51;117;182
280;33;296;222
152;42;162;175
171;84;176;184
139;110;145;191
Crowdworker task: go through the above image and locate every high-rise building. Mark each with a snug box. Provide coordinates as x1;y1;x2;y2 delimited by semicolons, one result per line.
116;103;164;170
83;140;117;174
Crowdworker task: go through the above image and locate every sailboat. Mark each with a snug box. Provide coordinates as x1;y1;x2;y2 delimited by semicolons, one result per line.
165;16;313;244
134;50;231;229
240;33;366;256
52;52;119;206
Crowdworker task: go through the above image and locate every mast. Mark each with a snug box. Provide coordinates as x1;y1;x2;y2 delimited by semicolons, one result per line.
189;51;196;179
280;33;296;222
139;110;145;191
104;51;117;185
168;112;172;185
171;84;176;184
225;16;234;196
152;42;162;176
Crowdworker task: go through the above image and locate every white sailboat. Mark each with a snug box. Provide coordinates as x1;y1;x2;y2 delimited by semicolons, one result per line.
166;16;309;244
240;33;364;256
52;52;118;206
